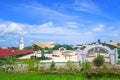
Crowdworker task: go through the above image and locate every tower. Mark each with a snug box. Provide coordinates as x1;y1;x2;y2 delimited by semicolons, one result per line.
19;37;24;50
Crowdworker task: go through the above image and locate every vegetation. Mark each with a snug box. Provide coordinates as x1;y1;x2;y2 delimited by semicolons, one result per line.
32;44;42;50
24;46;33;50
50;61;55;70
66;61;76;70
47;48;53;53
53;44;73;50
93;54;104;68
80;62;92;72
0;70;120;80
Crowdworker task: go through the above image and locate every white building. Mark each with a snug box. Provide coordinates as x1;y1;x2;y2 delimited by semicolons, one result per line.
19;37;24;50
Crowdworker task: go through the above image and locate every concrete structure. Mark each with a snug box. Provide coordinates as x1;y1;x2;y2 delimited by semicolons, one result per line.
59;47;66;52
19;37;24;50
106;42;120;48
32;42;54;48
77;44;118;64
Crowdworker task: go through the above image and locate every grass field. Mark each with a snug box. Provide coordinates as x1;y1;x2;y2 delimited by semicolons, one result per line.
0;71;120;80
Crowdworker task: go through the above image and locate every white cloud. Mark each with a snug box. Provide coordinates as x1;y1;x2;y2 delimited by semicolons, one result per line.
73;0;100;14
13;3;76;20
65;22;82;28
92;24;104;32
0;22;27;35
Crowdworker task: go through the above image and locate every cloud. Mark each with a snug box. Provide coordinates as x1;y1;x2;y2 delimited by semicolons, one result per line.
73;0;100;14
13;3;76;21
0;19;96;44
2;19;120;45
0;22;27;36
65;22;83;28
92;24;104;32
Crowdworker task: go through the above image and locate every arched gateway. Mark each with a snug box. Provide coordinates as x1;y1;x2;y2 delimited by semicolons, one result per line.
77;44;118;64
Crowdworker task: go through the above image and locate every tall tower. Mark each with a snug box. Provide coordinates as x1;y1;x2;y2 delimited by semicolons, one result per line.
19;37;24;50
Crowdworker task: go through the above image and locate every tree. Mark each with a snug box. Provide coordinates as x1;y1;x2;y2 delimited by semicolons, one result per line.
110;40;113;42
32;45;42;50
47;48;53;53
93;54;104;68
50;61;55;70
97;39;101;44
24;46;33;50
53;44;73;50
45;47;48;50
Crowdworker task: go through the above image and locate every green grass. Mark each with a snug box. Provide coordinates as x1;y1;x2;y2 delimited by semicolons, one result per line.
0;71;120;80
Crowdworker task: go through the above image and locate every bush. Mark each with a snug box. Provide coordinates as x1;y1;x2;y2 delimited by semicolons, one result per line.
81;62;91;72
93;54;104;68
66;61;76;70
102;64;107;70
50;61;55;70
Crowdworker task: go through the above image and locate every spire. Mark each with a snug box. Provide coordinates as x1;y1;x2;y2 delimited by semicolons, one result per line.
19;37;24;50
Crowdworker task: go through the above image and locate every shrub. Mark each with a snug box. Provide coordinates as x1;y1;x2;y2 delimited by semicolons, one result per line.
50;61;55;70
93;54;104;68
102;64;107;70
81;62;91;72
66;61;76;70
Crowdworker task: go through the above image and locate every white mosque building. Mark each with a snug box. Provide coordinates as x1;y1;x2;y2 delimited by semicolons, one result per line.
19;37;24;50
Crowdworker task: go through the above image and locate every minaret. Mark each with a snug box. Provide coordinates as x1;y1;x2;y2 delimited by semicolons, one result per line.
19;37;24;50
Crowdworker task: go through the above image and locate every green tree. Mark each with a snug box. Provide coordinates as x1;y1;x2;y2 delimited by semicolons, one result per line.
32;45;42;50
47;48;53;53
50;61;55;70
93;54;104;68
97;39;101;44
24;46;33;50
45;47;48;50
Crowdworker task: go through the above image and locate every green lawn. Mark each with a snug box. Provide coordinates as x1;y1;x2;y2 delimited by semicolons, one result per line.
0;72;120;80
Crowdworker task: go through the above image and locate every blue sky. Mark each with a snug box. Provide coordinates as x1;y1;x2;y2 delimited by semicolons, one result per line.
0;0;120;47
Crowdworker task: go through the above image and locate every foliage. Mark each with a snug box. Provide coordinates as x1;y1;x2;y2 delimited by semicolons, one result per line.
66;61;76;70
50;61;55;70
0;59;4;66
93;54;104;68
53;44;73;50
97;39;101;44
41;48;45;60
47;48;53;53
4;56;16;65
1;70;120;80
44;47;48;50
81;62;91;72
24;59;39;71
32;44;42;50
118;48;120;58
102;64;107;70
24;46;33;50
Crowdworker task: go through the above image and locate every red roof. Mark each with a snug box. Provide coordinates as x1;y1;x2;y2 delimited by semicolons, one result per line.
0;47;32;57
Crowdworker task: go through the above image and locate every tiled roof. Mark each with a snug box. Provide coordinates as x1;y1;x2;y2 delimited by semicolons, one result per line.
0;47;32;57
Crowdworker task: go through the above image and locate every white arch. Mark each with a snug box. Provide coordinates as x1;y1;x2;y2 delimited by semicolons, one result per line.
59;47;66;52
77;44;118;64
83;44;112;55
